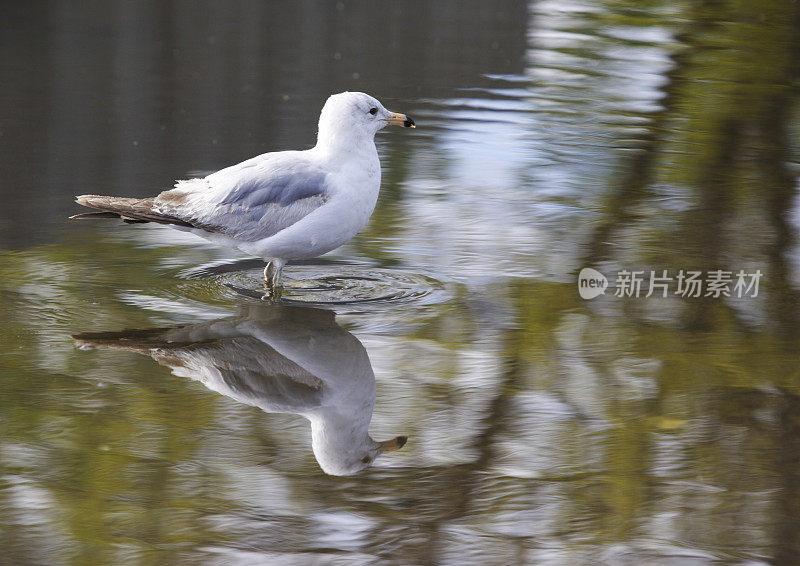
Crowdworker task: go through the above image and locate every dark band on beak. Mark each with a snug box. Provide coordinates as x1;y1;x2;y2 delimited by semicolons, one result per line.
377;435;408;452
386;112;416;128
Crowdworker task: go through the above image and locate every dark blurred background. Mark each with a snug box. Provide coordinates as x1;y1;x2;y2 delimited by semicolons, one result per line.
3;1;800;564
0;0;526;247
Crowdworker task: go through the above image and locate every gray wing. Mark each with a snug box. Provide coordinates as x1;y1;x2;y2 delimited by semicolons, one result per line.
72;329;325;412
155;152;331;241
174;336;326;413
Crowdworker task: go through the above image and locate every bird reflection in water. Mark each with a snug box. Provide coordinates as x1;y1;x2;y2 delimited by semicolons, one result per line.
72;304;407;475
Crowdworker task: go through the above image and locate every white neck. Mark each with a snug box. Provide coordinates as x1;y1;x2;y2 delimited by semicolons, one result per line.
307;406;376;474
315;119;378;159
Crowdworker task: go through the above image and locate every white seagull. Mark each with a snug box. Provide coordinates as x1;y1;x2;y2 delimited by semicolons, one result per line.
72;303;407;476
71;92;415;295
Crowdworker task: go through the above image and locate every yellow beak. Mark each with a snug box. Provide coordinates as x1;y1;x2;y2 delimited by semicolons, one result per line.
385;112;416;128
377;435;408;452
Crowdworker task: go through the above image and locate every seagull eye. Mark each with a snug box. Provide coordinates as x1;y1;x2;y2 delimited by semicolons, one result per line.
361;456;372;464
368;107;378;115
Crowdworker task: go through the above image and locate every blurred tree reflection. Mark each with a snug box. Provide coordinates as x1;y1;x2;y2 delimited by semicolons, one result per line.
587;0;800;333
2;0;800;563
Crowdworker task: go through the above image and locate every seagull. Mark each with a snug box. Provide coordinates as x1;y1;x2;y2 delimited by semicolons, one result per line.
70;92;415;295
72;303;408;476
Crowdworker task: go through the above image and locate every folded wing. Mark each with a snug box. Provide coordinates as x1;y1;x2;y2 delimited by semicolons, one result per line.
156;152;331;241
73;151;332;242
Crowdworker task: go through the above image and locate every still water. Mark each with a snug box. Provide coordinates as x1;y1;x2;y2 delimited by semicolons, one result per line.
2;1;800;564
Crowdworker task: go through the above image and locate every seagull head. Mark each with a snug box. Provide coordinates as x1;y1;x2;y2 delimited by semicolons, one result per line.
316;91;414;150
313;433;408;476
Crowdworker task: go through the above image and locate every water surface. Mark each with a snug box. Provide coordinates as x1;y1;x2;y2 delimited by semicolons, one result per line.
2;1;800;564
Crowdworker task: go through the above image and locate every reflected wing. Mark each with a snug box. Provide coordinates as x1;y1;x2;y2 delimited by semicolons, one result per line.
155;152;331;241
72;328;326;412
175;336;326;412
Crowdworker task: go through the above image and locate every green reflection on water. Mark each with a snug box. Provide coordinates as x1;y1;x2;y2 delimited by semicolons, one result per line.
1;0;800;563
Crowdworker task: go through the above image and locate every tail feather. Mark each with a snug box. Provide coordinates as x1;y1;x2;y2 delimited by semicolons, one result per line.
70;211;126;220
71;327;193;353
71;194;194;227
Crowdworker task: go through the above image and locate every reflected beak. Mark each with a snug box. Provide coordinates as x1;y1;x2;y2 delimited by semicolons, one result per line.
385;112;416;128
377;435;408;453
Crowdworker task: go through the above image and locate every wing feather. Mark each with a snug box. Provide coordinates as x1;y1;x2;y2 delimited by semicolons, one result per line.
154;152;331;241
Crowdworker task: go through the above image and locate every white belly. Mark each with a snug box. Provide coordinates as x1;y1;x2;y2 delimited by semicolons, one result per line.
239;187;379;260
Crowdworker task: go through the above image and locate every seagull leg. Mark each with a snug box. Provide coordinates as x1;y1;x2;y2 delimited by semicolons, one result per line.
263;259;286;300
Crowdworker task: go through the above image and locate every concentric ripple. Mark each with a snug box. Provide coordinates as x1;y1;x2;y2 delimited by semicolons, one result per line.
175;260;451;306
